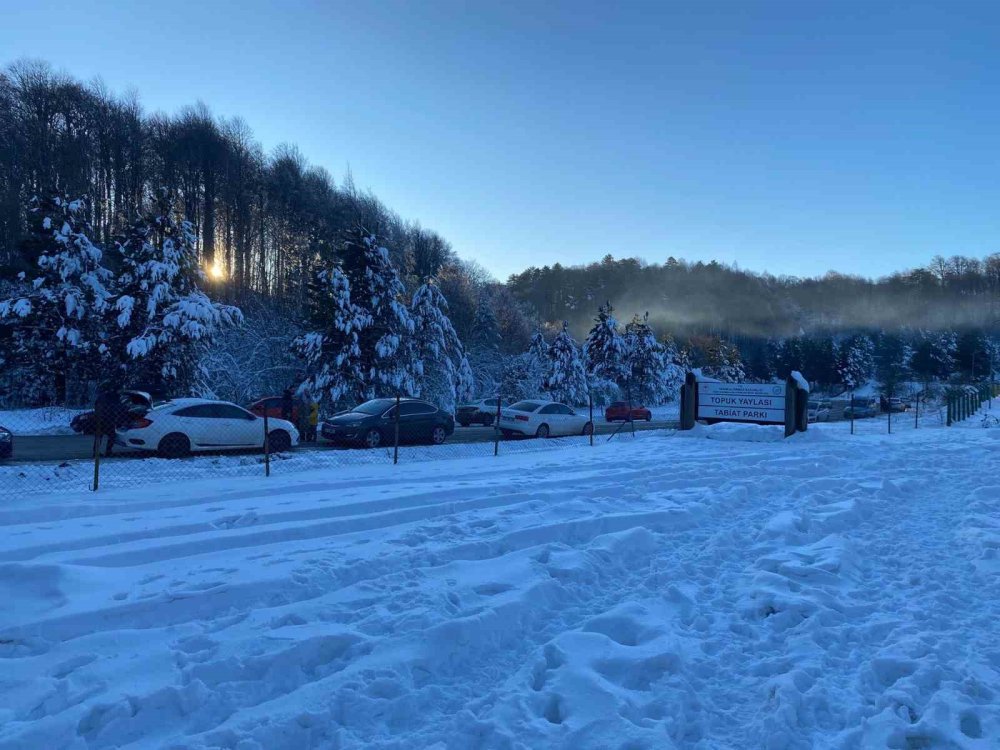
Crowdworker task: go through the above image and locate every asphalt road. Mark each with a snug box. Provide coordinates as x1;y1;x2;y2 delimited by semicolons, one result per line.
6;419;679;464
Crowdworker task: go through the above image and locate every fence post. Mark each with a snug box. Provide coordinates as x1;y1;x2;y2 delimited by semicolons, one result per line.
627;381;636;438
914;390;920;429
263;412;270;477
850;390;855;435
393;393;401;465
589;391;594;446
493;393;502;457
887;393;892;435
946;394;952;426
91;417;101;492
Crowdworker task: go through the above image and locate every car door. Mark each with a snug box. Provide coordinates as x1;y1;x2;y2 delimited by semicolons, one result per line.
397;401;436;442
215;403;262;446
537;403;562;435
170;404;216;448
560;404;585;435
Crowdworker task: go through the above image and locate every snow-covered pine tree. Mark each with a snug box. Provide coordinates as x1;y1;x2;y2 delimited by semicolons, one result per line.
468;290;504;397
622;313;670;404
410;281;474;412
292;264;369;404
543;322;589;405
705;338;746;383
338;227;416;399
659;333;686;401
470;291;501;353
107;193;242;393
875;332;912;397
836;334;875;391
583;301;627;383
0;195;111;403
909;330;956;384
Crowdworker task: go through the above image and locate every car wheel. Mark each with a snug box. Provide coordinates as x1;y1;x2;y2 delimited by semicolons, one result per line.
363;428;382;449
158;433;190;458
268;430;292;453
645;413;652;422
582;421;594;436
482;414;495;426
431;426;447;445
536;424;550;439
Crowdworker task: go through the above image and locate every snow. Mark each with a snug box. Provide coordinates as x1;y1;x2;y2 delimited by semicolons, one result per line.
0;407;83;435
2;415;1000;748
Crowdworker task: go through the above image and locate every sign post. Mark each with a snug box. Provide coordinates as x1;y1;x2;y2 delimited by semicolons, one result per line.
680;373;809;437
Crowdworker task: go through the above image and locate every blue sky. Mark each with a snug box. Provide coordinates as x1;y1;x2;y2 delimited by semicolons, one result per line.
2;0;998;280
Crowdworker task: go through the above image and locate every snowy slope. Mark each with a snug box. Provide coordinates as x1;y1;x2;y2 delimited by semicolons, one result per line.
2;418;999;749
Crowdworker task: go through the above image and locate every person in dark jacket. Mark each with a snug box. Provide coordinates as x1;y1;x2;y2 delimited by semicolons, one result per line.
281;389;294;422
94;382;124;457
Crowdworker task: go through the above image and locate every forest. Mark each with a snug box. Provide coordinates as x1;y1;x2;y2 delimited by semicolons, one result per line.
1;59;998;409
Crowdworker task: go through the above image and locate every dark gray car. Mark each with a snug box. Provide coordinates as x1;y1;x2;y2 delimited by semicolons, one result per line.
320;398;455;448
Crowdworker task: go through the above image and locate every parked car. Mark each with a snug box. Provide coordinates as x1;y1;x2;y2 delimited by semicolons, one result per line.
0;425;12;459
604;401;652;422
498;400;594;438
456;398;506;427
71;390;153;434
887;397;910;413
248;396;301;424
320;398;454;448
115;398;298;457
807;400;832;423
843;397;879;419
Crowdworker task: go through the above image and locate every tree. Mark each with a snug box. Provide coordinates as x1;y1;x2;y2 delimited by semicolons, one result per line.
107;193;242;393
543;322;589;405
875;332;912;398
620;313;673;404
292;264;367;403
338;227;416;399
410;281;474;412
909;331;956;384
0;195;111;402
583;301;627;383
836;334;874;391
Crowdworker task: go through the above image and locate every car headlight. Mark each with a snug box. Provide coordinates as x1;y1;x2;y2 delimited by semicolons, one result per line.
0;430;11;441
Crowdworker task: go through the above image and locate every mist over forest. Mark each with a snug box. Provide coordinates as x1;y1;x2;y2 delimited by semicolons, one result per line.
509;254;1000;341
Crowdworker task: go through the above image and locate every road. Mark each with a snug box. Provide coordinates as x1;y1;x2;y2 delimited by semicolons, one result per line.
6;419;678;463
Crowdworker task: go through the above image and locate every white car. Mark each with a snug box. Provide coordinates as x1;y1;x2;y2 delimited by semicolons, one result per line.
807;400;832;423
115;398;299;457
498;400;593;438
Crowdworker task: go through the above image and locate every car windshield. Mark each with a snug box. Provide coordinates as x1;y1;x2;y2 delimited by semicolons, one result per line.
509;401;543;412
353;399;395;416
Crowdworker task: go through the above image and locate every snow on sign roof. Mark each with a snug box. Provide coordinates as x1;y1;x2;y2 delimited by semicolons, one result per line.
791;371;811;392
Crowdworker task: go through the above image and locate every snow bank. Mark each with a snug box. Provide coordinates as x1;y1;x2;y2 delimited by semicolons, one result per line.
2;413;1000;748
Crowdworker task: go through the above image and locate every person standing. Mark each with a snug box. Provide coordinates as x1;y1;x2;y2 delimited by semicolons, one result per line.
307;400;319;442
94;382;123;457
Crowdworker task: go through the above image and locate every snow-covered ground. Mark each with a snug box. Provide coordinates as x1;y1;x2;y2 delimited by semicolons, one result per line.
0;407;82;435
2;414;999;749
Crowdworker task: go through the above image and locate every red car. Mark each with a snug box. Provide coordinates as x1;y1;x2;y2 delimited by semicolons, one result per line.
248;397;301;424
604;402;652;422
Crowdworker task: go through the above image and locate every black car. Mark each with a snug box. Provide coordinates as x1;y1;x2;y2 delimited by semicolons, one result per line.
0;425;12;459
456;397;506;427
321;398;454;448
71;390;153;434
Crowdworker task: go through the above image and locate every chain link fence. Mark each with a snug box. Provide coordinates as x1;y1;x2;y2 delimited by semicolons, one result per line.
5;381;993;501
0;389;677;500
